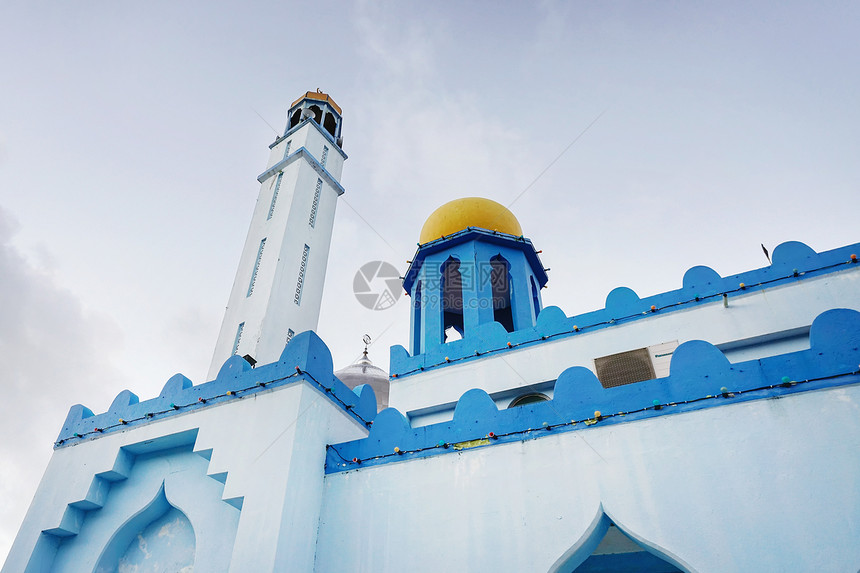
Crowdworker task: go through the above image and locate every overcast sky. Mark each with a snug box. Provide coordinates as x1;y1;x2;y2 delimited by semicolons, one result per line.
1;0;858;562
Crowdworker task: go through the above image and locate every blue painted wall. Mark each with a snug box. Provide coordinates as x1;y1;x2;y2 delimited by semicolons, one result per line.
392;240;860;378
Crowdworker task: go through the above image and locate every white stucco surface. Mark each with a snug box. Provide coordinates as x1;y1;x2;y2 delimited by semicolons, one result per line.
208;115;346;379
3;381;367;573
317;384;860;572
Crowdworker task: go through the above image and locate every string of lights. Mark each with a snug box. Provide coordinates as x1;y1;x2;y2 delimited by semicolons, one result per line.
328;368;860;469
298;368;374;427
56;255;858;447
55;371;303;446
392;256;859;379
56;365;375;447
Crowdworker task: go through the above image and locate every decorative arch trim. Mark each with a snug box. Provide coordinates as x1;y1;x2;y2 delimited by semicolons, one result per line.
548;504;697;573
27;430;242;573
93;483;194;572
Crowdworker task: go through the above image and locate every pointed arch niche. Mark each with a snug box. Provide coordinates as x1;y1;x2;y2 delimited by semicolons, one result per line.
549;507;695;573
94;484;195;573
441;256;464;342
490;254;514;332
412;280;423;355
323;112;338;137
289;108;302;129
44;432;241;573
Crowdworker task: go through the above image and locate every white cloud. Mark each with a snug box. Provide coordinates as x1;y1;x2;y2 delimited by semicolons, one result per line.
0;206;127;563
317;4;542;372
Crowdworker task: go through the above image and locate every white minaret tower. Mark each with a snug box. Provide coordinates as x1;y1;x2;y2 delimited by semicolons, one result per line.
208;90;346;379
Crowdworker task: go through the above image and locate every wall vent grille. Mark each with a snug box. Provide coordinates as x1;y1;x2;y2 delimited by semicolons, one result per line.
294;244;310;305
268;173;283;220
309;179;322;227
247;238;266;296
594;348;656;388
232;322;245;355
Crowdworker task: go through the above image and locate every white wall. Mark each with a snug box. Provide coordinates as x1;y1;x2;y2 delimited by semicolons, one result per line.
208;118;347;379
394;270;860;426
3;381;367;573
317;384;860;572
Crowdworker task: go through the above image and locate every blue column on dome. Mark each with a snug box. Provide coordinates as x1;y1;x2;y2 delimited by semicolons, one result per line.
403;228;548;358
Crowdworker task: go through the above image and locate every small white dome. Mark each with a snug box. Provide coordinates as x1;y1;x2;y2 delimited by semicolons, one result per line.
335;351;389;412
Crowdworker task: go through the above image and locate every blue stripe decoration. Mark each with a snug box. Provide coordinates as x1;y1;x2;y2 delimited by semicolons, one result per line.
390;241;860;378
257;146;345;195
269;117;347;159
401;228;548;293
327;307;860;474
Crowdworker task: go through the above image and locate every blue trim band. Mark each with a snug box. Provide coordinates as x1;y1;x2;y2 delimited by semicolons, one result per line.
391;241;860;378
402;228;548;293
269;118;348;160
258;147;345;196
329;308;860;474
55;332;377;447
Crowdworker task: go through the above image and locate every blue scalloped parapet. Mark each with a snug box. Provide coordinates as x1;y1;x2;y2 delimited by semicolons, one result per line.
329;308;860;473
56;331;377;447
390;241;860;378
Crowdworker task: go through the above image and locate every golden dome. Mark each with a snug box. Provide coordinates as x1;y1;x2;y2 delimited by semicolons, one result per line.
419;197;523;244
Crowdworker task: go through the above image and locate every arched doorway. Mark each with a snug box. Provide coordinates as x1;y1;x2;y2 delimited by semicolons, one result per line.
550;509;694;573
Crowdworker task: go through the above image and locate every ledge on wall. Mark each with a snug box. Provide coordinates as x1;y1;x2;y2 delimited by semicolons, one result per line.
56;331;378;447
329;308;860;473
389;241;860;378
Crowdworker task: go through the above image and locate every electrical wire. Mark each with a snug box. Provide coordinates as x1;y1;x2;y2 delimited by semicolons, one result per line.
393;257;858;378
329;368;860;468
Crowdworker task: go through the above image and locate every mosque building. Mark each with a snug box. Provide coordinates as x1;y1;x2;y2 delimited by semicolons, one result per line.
4;92;860;572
